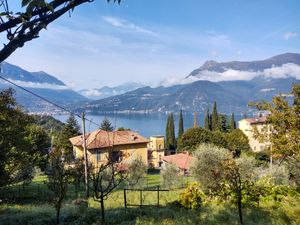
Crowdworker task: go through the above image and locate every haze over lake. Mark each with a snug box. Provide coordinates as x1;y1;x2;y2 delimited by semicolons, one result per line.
54;113;243;138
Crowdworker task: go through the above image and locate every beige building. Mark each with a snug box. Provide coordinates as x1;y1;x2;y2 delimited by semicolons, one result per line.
238;117;271;152
147;135;165;168
69;130;149;169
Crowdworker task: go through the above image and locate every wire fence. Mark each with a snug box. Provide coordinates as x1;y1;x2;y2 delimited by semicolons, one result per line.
0;175;192;204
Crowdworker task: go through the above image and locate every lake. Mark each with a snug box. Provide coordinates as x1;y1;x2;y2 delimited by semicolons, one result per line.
54;113;204;138
54;113;243;138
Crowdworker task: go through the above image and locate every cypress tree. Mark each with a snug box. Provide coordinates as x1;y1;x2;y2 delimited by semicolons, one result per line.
169;113;176;149
229;113;236;131
211;101;219;131
165;114;170;149
178;110;184;138
204;107;211;130
219;114;227;132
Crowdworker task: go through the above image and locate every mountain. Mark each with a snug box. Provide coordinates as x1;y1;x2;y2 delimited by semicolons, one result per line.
188;53;300;78
79;82;145;100
0;62;87;113
78;53;300;114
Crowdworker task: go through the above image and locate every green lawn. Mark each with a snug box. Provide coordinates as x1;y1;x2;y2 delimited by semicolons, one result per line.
0;174;300;225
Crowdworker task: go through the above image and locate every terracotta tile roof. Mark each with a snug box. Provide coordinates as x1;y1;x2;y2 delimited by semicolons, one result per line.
162;153;195;170
69;130;149;150
244;116;267;125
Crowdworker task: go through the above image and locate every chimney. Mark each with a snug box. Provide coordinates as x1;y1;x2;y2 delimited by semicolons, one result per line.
194;112;197;128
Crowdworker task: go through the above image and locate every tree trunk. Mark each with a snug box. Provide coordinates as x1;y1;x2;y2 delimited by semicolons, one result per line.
100;196;105;224
56;207;61;225
237;190;243;225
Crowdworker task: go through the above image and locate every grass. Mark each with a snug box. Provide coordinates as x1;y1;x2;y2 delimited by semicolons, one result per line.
1;174;300;225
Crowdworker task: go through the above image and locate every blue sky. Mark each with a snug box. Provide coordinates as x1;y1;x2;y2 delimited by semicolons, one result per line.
4;0;300;90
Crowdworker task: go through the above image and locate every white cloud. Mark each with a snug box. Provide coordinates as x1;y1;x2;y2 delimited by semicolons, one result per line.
81;89;102;97
102;16;157;37
159;76;200;87
283;32;297;40
191;63;300;82
1;79;69;90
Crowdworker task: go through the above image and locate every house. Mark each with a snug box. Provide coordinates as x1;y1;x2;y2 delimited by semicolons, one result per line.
69;130;149;169
147;135;165;168
238;116;271;152
161;153;195;175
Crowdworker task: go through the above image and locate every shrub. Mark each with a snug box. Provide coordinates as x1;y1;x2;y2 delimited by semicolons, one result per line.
178;182;204;209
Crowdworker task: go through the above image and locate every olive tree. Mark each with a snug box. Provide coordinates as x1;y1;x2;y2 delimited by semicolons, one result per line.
161;163;180;189
191;144;257;225
127;157;147;188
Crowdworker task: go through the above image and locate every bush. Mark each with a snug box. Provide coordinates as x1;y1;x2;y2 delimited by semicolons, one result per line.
178;182;204;209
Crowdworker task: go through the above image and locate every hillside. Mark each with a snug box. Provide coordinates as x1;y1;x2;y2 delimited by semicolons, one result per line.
0;62;87;112
78;53;300;114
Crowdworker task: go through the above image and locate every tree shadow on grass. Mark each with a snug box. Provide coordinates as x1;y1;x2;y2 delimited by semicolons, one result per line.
100;203;275;225
0;202;278;225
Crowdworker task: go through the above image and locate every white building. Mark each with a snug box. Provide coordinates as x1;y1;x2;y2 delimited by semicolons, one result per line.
238;116;271;152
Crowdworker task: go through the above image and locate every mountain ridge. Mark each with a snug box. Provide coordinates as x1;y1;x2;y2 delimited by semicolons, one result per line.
0;62;87;112
79;53;300;114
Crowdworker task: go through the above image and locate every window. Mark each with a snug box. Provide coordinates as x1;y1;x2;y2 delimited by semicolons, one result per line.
96;150;101;162
112;151;122;162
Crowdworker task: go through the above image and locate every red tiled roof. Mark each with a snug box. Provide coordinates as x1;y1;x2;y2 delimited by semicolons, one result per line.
69;130;149;150
162;153;195;170
244;116;267;124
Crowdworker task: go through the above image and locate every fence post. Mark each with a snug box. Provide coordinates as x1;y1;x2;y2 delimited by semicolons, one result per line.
124;189;127;209
157;186;160;207
140;190;142;208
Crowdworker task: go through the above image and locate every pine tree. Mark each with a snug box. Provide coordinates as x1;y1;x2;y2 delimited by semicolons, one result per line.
204;107;211;130
178;110;184;138
59;114;81;162
100;117;113;131
211;101;219;131
229;113;236;131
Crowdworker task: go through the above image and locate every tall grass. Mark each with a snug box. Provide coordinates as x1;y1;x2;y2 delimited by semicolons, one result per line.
1;174;300;225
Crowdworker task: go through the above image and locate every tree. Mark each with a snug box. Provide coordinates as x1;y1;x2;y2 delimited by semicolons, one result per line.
117;127;131;131
33;115;64;133
0;0;121;62
219;114;227;132
229;113;236;131
177;127;228;152
251;83;300;162
56;114;80;162
178;110;184;138
161;163;179;189
126;157;147;188
100;117;114;131
69;158;85;198
192;144;257;225
47;148;71;225
211;101;219;131
226;129;250;157
204;107;211;130
0;88;50;187
166;113;176;150
90;160;127;224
